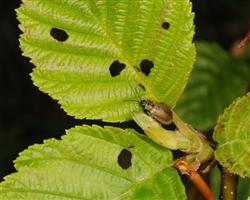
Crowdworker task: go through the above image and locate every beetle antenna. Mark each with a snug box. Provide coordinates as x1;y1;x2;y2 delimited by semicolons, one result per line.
123;82;144;104
123;99;139;103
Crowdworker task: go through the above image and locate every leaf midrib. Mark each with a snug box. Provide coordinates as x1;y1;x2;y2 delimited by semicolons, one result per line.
86;0;156;99
217;139;250;148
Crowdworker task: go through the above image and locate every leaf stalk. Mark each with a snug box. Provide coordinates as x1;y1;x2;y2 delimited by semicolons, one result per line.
219;168;238;200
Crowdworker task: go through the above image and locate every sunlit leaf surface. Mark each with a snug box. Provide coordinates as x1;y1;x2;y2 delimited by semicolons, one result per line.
17;0;195;122
0;126;185;199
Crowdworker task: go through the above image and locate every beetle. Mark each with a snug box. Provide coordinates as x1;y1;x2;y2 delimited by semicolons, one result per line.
140;100;173;125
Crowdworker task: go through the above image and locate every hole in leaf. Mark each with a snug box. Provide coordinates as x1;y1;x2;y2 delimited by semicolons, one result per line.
140;59;154;76
162;22;170;30
138;84;146;91
109;60;126;77
50;28;69;42
118;149;132;169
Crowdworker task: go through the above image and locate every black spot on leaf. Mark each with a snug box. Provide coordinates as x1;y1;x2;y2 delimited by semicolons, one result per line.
50;28;69;42
109;60;126;77
118;149;132;169
162;22;170;30
140;59;154;76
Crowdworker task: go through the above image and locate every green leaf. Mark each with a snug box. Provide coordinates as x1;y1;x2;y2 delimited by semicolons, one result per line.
237;178;250;200
0;125;185;200
213;92;250;177
17;0;195;122
209;167;221;199
175;42;250;131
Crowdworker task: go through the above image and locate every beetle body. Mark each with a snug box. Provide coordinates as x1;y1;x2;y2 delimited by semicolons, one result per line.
141;100;173;125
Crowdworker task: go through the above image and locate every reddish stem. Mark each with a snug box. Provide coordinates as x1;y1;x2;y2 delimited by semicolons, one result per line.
189;171;215;200
202;160;218;174
238;31;250;48
175;158;216;200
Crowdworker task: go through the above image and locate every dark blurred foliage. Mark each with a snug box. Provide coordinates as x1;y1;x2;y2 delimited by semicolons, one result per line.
0;0;84;180
192;0;250;49
0;0;249;197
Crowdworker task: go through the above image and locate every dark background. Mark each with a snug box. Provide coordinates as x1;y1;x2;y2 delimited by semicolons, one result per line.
0;0;249;188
